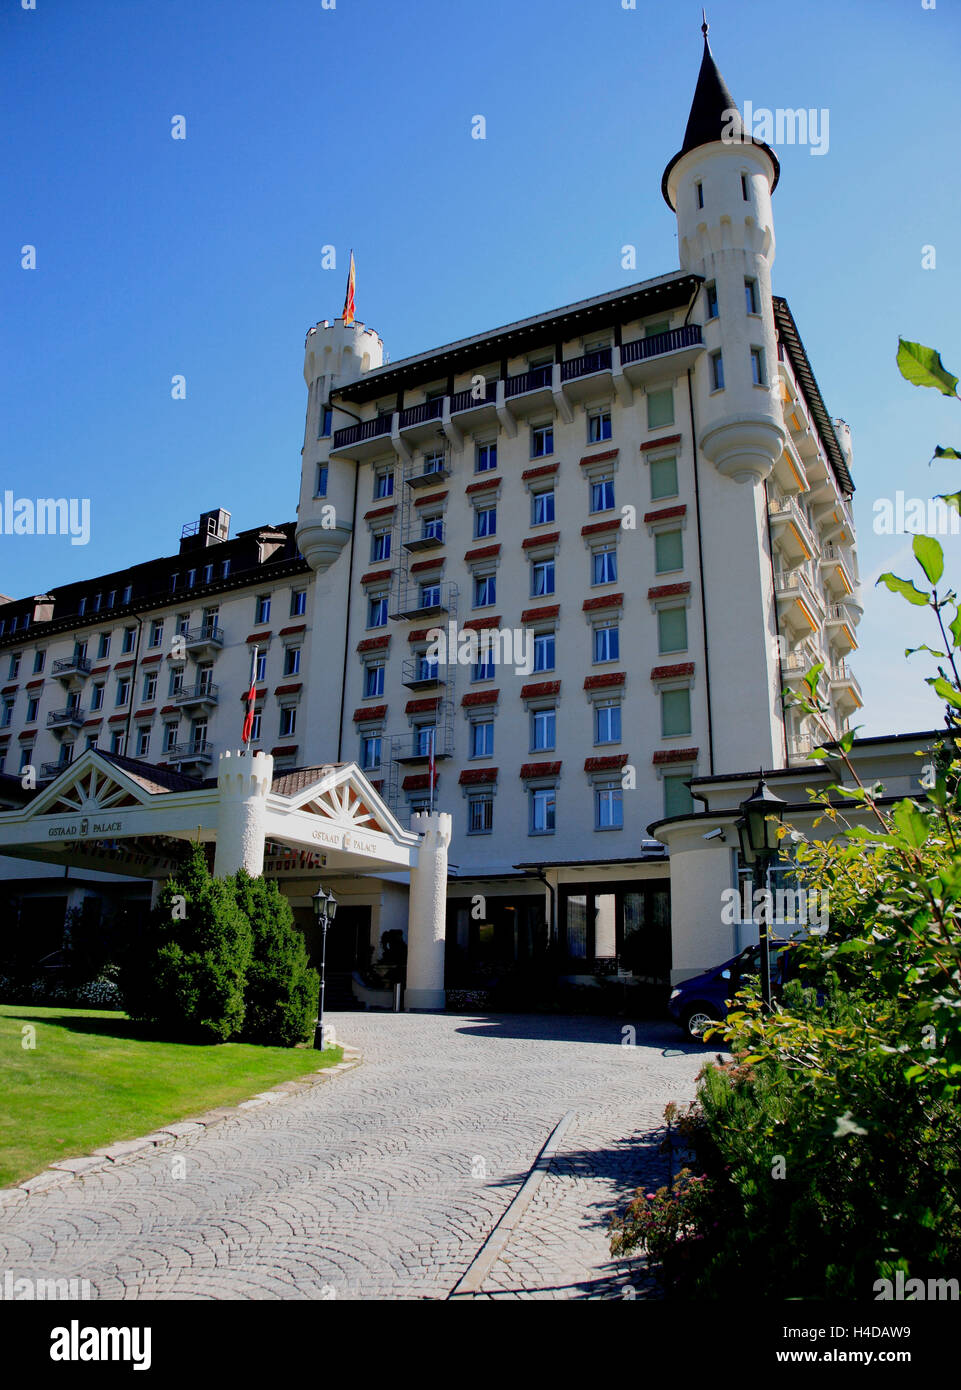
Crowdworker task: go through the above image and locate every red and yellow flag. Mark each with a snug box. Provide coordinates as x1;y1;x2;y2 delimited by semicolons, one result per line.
342;251;356;326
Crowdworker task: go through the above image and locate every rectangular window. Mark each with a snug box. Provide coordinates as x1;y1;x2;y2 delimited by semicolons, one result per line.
122;626;136;653
531;706;555;752
364;663;385;698
468;796;493;834
423;451;446;475
416;651;439;682
92;683;105;711
371;530;392;562
148;620;163;649
279;706;297;737
143;672;157;702
110;732;125;756
291;589;307;617
750;346;765;386
658;605;688;653
249;712;262;742
470;720;494;758
1;700;13;727
221;560;231;579
136;728;150;759
9;654;21;679
592;547;617;585
595;782;623;830
476;442;497;473
163;722;179;753
590;477;615;512
122;585;132;603
420;582;441;609
97;633;110;659
169;575;178;594
661;686;692;737
533;631;555;672
26;697;39;723
595;701;621;744
474;506;496;539
186;569;197;588
320;405;333;437
471;653;494;682
532;489;555;526
256;651;267;682
422;516;444;542
654;529;684;574
587;408;612;444
745;278;759;314
315;464;328;497
649;455;678;500
664;774;694;818
695;180;704;208
203;565;213;584
531;559;555;597
741;172;750;200
647;388;674;429
374;468;394;499
78;598;86;616
32;650;45;674
256;595;271;624
705;282;719;319
361;733;382;770
530;786;556;834
116;678;130;706
20;745;34;771
711;351;725;391
473;574;496;608
368;595;388;628
593;623;619;663
283;647;301;677
531;423;554;458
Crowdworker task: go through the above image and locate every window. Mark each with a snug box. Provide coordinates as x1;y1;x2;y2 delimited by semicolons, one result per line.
143;672;157;702
361;732;382;770
649;454;678;500
93;593;102;612
664;774;694;818
221;559;231;579
588;407;612;444
532;489;555;526
176;613;190;637
473;574;496;608
116;678;130;706
531;559;555;597
371;529;392;562
256;651;267;682
110;732;125;757
32;650;45;674
97;633;110;659
470;720;494;758
595;782;623;830
163;722;179;752
249;712;262;742
750;347;765;386
19;745;33;772
170;668;184;697
136;728;150;759
26;697;39;723
416;651;439;682
422;515;444;542
92;683;105;711
476;442;497;473
592;546;617;585
315;464;329;497
710;351;725;391
595;701;621;744
533;631;555;672
658;606;688;654
1;699;13;727
655;529;684;574
291;590;307;617
203;565;213;584
122;585;132;603
320;405;333;437
593;623;620;663
590;476;615;512
530;786;556;834
468;795;494;834
368;595;388;628
741;172;750;200
531;422;554;458
647;388;674;429
420;582;441;609
9;654;21;678
423;450;446;475
364;663;384;698
169;575;178;593
695;180;704;208
256;595;271;624
280;706;297;737
148;620;163;649
122;626;136;653
661;687;692;738
745;278;759;315
78;598;87;616
374;468;394;499
474;505;496;539
705;282;719;319
472;652;494;682
531;707;555;752
283;647;301;677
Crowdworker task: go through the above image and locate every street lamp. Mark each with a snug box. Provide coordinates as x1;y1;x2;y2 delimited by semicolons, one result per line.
312;884;338;1050
735;775;786;1009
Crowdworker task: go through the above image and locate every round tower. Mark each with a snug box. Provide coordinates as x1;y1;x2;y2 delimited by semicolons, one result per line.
663;25;785;485
296;317;385;572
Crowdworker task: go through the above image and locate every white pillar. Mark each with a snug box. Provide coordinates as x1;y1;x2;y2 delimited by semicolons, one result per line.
405;810;451;1010
213;749;274;878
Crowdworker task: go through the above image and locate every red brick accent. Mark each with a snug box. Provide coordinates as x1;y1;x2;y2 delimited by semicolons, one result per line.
114;659;135;670
465;477;501;494
407;628;433;644
522;531;559;549
364;504;396;520
413;491;448;508
406;696;440;714
581;519;621;537
360;569;393;586
464;544;500;563
520;681;560;699
90;665;110;675
521;604;560;623
641;433;682;452
584;753;629;772
582;593;624;612
579;448;619;467
140;652;163;664
652;747;699;765
403;772;438;791
520;761;561;778
1;685;17;695
644;504;687;525
648;582;691;600
651;663;695;681
584;672;626;689
133;708;156;721
410;557;444;574
271;746;298;757
18;731;34;741
461;690;499;707
279;624;306;637
274;683;303;696
25;678;44;689
108;712;128;723
357;635;391;652
521;463;558;481
246;631;271;644
82;718;102;727
353;705;387;722
160;705;178;715
463;615;501;631
459;767;498;785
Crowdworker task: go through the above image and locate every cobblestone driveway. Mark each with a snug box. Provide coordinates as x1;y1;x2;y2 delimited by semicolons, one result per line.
0;1013;707;1300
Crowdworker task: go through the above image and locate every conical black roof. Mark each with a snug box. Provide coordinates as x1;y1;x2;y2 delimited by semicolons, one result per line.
661;31;779;208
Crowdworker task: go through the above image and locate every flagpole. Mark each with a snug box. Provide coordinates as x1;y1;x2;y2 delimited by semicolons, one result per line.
429;726;435;814
242;645;258;752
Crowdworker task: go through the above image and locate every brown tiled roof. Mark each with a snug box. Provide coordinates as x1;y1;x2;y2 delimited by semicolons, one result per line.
464;544;500;562
641;433;682;452
465;477;501;494
521;604;560;623
413;491;448;508
459;767;498;785
405;696;440;714
461;689;499;707
581;519;621;537
403;772;438;791
651;663;695;681
364;504;396;520
270;763;348;797
353;705;387;722
584;672;625;689
583;593;623;612
648;582;691;599
463;615;501;631
357;635;390;652
521;681;560;699
99;751;208;795
644;504;687;524
521;463;558;481
652;747;699;765
523;531;559;549
246;631;272;644
274;683;303;696
580;448;619;467
410;557;444;574
584;754;629;771
520;761;561;778
279;624;306;637
360;569;393;586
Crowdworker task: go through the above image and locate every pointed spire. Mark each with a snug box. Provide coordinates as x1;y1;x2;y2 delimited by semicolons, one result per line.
661;22;779;209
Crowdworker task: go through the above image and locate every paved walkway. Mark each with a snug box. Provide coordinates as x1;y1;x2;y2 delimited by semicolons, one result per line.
0;1013;707;1300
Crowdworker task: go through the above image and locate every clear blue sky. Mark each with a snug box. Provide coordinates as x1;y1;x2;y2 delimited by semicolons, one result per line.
2;0;959;735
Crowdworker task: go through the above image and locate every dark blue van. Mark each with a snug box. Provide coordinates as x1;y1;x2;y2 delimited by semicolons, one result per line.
668;941;794;1040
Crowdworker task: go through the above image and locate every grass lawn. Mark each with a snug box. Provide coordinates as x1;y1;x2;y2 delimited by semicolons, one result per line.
0;1004;343;1187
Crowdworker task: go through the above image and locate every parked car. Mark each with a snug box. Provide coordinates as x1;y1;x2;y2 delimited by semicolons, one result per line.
668;941;794;1040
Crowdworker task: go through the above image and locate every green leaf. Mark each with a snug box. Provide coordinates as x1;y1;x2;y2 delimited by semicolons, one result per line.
934;447;961;460
803;662;825;699
928;676;961;710
892;799;931;849
913;534;944;585
950;609;961;649
897;339;959;396
877;572;931;606
905;644;946;658
936;492;961;514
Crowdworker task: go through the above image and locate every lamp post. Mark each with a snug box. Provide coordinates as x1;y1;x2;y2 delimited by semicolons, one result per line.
312;884;338;1050
735;775;786;1009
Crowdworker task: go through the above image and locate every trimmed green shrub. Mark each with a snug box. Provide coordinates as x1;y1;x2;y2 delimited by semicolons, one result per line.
233;870;318;1046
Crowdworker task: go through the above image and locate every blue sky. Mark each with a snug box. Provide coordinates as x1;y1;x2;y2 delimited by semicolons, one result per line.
2;0;959;735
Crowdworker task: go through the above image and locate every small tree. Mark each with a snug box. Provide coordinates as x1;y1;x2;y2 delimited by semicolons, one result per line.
233;870;318;1047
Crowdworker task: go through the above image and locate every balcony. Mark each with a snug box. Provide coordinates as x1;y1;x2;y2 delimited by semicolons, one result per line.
781;652;812;687
768;496;817;568
787;732;817;760
825;604;858;656
402;658;446;690
405;461;451;489
389;731;453;766
397;397;446;447
173;682;219;710
559;348;614;405
404;525;445;553
820;544;856;599
165;740;213;767
774;571;823;638
330;413;394;460
449;381;498;427
390;585;453;621
183;625;224;655
52;656;92;681
829;661;862;712
618;324;703;385
47;707;85;730
41;760;75;778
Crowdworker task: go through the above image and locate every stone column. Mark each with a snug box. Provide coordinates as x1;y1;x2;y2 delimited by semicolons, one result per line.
405;810;452;1010
213;749;274;878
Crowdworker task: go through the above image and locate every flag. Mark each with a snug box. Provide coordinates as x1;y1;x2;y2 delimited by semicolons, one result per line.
242;648;258;745
342;251;356;326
